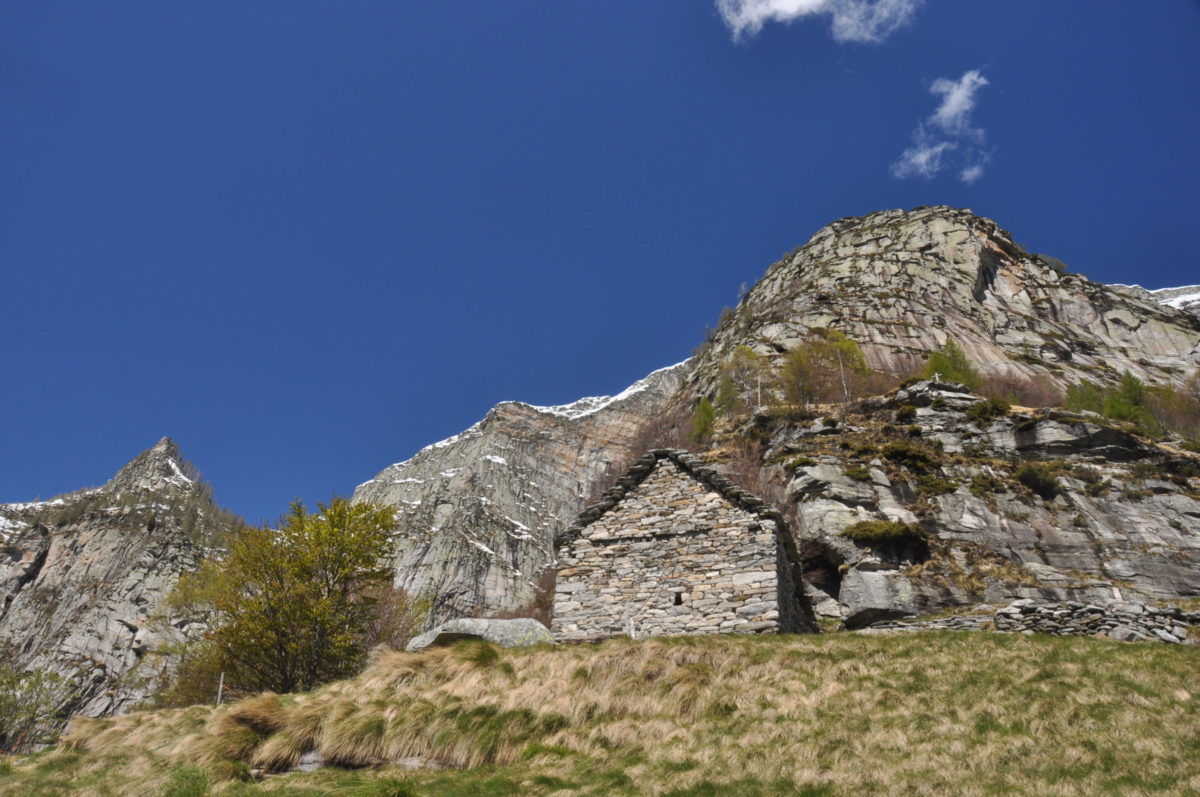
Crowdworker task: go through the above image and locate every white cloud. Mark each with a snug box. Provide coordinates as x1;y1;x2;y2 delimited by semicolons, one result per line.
891;68;991;183
959;164;985;184
891;132;954;180
716;0;922;44
930;70;988;136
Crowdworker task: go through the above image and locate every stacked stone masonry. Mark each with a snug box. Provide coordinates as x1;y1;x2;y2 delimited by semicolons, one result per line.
863;599;1198;644
553;450;815;641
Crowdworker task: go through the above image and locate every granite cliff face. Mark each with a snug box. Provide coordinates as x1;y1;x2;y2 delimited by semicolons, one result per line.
686;206;1200;396
0;438;238;716
353;363;689;624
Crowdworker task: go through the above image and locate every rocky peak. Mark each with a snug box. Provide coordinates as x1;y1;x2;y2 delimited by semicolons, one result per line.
686;206;1200;397
104;436;195;495
0;439;237;718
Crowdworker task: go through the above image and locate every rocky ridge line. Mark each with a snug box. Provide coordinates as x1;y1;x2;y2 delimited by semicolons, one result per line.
685;206;1200;398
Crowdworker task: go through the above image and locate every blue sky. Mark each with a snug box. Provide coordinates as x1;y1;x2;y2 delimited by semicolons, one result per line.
3;1;1198;523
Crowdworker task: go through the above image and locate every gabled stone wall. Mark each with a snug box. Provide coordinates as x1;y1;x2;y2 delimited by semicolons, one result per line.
552;451;814;641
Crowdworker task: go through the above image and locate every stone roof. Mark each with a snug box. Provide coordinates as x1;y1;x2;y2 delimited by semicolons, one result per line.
554;448;788;549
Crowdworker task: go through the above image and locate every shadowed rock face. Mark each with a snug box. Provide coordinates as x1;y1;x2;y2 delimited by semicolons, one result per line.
352;362;690;624
685;206;1200;396
0;438;238;717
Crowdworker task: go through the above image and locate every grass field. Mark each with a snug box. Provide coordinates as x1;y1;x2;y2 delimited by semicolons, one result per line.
2;631;1197;796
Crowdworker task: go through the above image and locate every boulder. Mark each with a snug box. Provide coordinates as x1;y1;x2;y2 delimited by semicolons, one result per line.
406;617;554;652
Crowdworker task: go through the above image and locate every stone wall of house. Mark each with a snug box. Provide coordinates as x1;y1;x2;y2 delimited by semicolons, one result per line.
553;457;803;641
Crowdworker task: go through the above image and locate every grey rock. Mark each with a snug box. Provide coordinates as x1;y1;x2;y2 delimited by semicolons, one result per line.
353;362;689;626
405;617;554;652
0;438;238;718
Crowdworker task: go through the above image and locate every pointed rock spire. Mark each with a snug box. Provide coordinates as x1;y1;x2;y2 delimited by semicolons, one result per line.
105;436;195;494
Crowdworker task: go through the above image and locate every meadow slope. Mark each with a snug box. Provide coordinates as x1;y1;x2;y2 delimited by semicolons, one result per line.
2;631;1198;796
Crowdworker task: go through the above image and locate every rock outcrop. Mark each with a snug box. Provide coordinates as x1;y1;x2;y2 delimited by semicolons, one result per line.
405;618;554;652
862;598;1198;644
353;362;690;624
0;438;238;716
757;381;1200;627
686;206;1200;396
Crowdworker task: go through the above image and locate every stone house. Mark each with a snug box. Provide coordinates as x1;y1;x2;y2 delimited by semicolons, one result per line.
552;449;817;641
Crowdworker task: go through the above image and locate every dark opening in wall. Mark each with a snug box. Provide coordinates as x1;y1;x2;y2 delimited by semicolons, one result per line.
673;592;683;606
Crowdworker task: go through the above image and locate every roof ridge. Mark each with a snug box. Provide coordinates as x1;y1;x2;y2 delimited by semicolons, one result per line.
554;449;785;549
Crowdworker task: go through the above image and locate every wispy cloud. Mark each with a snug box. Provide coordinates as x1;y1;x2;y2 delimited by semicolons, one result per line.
891;69;991;183
716;0;922;44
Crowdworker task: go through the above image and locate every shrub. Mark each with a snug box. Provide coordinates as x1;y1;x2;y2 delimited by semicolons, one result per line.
777;329;871;407
162;498;399;700
692;397;716;442
917;475;957;496
882;441;941;473
922;338;982;391
844;466;871;482
840;521;930;560
1015;463;1060;500
0;662;76;753
969;473;1005;499
965;397;1011;426
980;373;1062;407
895;405;917;423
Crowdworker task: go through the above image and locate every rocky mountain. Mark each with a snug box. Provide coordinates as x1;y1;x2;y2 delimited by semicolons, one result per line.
353;206;1199;629
0;438;239;717
352;362;690;624
685;206;1200;397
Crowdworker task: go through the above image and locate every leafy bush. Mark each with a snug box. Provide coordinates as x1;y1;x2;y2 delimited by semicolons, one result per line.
162;498;402;701
0;662;76;753
1015;463;1061;500
895;405;917;423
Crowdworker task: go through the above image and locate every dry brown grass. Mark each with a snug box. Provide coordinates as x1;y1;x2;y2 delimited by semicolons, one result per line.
5;631;1198;796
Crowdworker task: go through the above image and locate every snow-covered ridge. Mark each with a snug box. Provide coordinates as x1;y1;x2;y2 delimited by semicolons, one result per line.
1110;283;1200;312
515;360;691;421
357;360;691;490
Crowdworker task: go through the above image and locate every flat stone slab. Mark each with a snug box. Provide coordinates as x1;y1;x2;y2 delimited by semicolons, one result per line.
406;617;554;652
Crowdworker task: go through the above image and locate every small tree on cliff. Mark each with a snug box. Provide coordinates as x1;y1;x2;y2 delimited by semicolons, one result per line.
778;329;870;407
922;337;981;391
166;498;399;700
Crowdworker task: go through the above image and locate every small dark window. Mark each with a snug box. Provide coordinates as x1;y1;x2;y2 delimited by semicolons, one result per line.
673;592;683;606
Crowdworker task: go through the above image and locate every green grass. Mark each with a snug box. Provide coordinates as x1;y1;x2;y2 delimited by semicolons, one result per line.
3;633;1199;796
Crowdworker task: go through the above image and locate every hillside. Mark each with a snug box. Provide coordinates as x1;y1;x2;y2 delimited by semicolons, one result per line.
0;439;240;717
355;206;1200;628
4;630;1197;795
